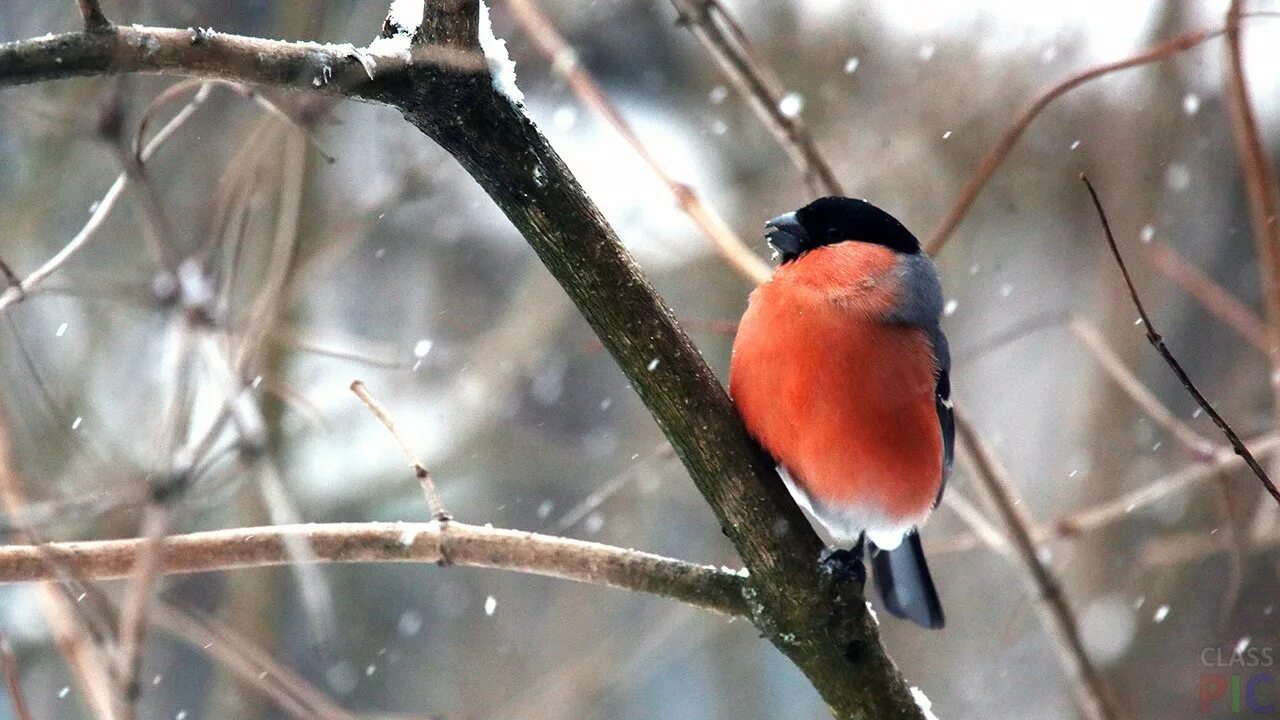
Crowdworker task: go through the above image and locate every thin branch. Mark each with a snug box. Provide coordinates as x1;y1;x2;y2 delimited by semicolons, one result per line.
926;27;1223;254
666;0;842;197
1082;174;1280;506
350;380;450;520
0;632;33;720
0;81;211;314
955;416;1122;720
1147;241;1268;353
932;432;1280;553
0;407;117;720
940;490;1013;558
0;25;484;90
151;603;358;720
1054;432;1280;540
1069;318;1217;459
1142;524;1280;566
508;0;770;284
0;521;750;617
1224;0;1280;488
76;0;110;31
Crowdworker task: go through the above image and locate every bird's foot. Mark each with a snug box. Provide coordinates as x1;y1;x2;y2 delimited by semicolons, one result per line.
820;547;866;586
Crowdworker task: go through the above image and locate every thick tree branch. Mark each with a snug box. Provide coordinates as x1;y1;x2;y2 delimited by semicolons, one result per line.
0;6;925;718
0;521;748;616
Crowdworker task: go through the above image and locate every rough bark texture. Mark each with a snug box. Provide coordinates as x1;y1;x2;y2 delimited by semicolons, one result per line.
351;5;924;718
0;4;928;718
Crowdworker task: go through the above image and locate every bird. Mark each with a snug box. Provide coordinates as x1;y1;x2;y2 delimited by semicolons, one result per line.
728;196;952;629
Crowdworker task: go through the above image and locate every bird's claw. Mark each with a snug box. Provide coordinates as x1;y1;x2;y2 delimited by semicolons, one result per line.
820;547;866;586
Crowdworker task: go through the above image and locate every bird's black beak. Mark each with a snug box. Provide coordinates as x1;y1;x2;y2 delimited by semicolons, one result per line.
764;211;807;262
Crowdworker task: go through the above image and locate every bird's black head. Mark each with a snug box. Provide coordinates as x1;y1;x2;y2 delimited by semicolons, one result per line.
764;196;921;263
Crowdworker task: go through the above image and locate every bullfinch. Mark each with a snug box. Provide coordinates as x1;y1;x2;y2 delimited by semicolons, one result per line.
728;196;952;629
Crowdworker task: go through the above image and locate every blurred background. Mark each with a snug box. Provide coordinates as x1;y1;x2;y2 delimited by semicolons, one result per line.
2;0;1279;718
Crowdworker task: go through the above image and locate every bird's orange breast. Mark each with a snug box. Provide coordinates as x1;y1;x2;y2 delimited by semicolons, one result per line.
729;243;942;523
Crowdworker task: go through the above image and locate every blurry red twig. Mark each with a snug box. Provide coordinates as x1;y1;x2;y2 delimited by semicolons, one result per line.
76;0;110;30
1147;240;1269;353
926;26;1224;254
1082;174;1280;507
350;380;450;520
1224;0;1280;470
955;418;1123;720
507;0;771;284
0;633;33;720
666;0;843;197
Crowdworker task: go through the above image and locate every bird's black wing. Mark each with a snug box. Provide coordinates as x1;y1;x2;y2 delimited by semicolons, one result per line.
932;329;954;508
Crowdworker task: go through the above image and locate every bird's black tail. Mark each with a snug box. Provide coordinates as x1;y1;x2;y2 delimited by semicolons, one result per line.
870;531;945;629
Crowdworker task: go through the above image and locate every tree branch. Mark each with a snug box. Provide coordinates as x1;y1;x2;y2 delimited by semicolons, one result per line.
508;0;771;283
0;632;33;720
955;418;1123;720
0;24;484;90
667;0;842;197
925;26;1223;254
1082;174;1280;506
0;521;749;616
76;0;110;32
0;6;926;718
1224;0;1280;489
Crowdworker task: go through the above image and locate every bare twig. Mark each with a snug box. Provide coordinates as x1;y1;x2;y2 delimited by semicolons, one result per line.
1070;318;1217;459
0;82;212;313
1225;0;1280;361
1055;432;1280;540
940;491;1013;558
0;407;117;720
955;417;1122;720
76;0;110;31
1224;0;1280;492
350;380;450;520
926;27;1223;254
151;603;358;720
1148;241;1268;353
113;506;169;720
0;633;33;720
507;0;770;283
1082;174;1280;506
0;521;750;616
666;0;842;197
1142;524;1280;566
932;432;1280;553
